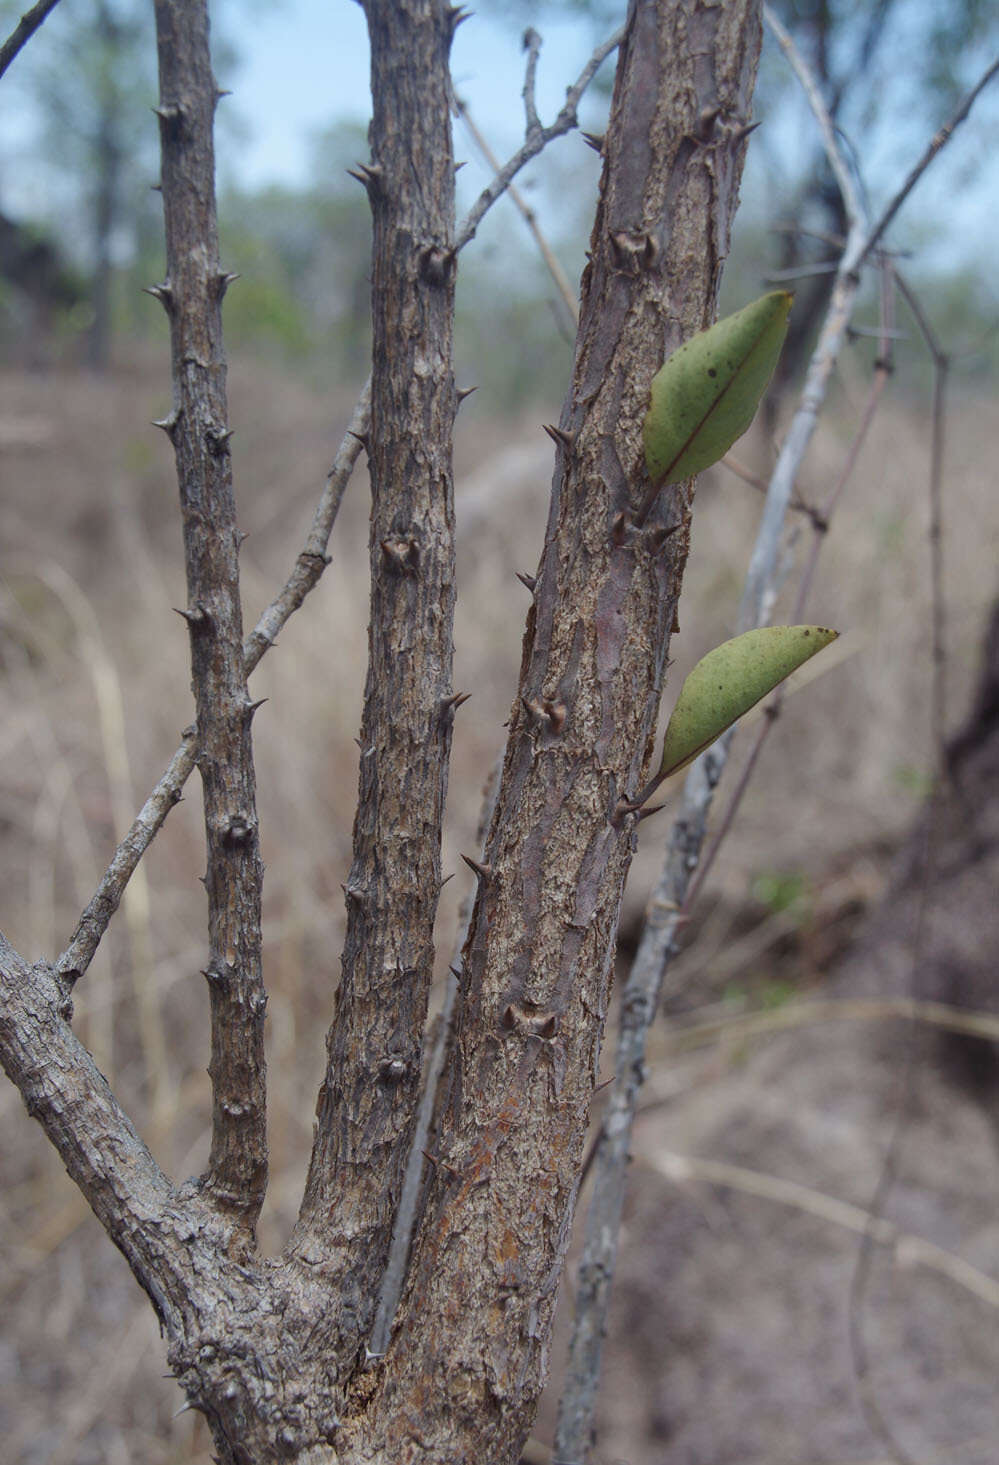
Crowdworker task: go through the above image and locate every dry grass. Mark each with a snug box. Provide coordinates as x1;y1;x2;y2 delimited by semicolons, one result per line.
0;344;995;1461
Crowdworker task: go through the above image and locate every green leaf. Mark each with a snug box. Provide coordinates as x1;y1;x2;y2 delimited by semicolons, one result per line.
643;291;793;487
659;625;838;779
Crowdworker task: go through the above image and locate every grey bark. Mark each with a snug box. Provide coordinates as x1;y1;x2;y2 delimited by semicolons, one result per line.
152;0;268;1232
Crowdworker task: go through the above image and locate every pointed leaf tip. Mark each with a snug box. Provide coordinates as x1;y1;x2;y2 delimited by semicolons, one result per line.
659;624;838;779
643;291;793;489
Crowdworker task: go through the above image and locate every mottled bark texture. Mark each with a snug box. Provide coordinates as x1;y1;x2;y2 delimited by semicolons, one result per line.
153;0;267;1231
290;0;459;1361
345;2;763;1461
0;1;763;1462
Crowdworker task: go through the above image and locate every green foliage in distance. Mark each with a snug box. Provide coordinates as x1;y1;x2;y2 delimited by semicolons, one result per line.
643;291;792;488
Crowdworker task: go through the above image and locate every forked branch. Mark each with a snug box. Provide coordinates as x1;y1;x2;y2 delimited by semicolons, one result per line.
56;18;621;989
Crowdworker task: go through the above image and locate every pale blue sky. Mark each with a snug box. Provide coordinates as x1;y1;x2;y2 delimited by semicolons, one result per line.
215;2;608;194
1;1;996;289
212;1;997;286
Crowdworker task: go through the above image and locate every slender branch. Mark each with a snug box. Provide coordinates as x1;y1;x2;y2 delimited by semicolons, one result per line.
242;379;371;672
55;384;370;983
0;0;61;80
455;94;579;327
643;1150;999;1312
152;0;266;1229
763;3;863;226
847;824;935;1465
894;271;949;768
846;272;952;1465
369;761;502;1356
521;25;542;137
662;996;999;1055
290;0;460;1366
455;21;626;252
857;53;999;270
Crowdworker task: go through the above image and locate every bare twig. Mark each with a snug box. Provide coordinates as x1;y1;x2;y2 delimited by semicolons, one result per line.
765;258;841;282
763;4;863;224
455;95;579;328
662;996;999;1055
895;271;949;764
0;0;61;80
644;1150;999;1313
846;269;952;1465
243;379;371;672
56;384;370;983
858;54;999;270
455;21;626;252
521;26;542;137
848;823;934;1465
369;761;502;1356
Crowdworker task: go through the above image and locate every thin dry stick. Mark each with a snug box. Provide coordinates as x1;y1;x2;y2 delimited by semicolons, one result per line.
643;1151;999;1313
894;271;948;764
455;21;626;252
369;760;502;1355
56;384;370;983
661;997;999;1056
454;95;579;328
521;25;542;135
685;261;894;910
857;53;999;271
57;22;622;987
0;0;61;80
847;831;934;1465
763;3;863;224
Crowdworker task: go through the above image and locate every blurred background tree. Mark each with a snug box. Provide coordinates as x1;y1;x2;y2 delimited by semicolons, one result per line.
1;0;996;394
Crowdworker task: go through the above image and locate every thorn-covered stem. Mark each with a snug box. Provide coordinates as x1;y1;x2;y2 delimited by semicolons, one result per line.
153;0;267;1231
345;3;765;1461
291;0;459;1368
